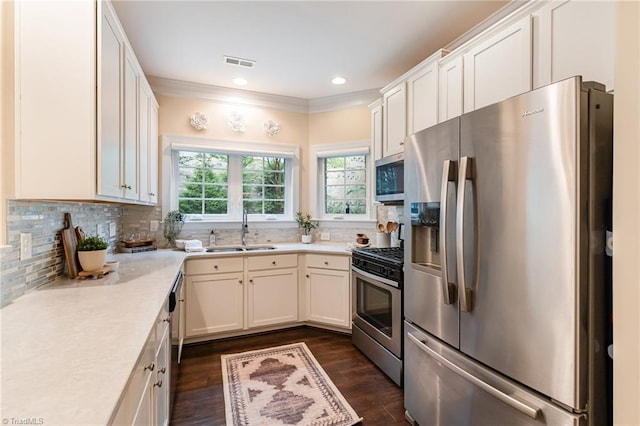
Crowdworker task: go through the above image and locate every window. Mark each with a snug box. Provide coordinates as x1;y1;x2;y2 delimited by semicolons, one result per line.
163;136;300;222
324;155;367;215
310;140;373;220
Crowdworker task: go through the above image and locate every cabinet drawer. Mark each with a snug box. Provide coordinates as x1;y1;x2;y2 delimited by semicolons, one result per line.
247;254;297;271
185;257;244;275
306;254;350;271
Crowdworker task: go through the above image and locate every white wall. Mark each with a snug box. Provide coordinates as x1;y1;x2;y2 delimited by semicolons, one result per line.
613;2;640;425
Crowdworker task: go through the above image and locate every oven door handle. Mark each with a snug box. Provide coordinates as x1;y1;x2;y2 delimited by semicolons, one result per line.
352;266;399;288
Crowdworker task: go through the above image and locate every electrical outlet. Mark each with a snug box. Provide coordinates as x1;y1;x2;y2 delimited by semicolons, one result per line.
109;222;117;237
20;233;32;261
149;220;159;232
320;232;330;241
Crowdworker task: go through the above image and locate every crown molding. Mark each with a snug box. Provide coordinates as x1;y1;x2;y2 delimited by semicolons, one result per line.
307;89;381;114
148;77;380;114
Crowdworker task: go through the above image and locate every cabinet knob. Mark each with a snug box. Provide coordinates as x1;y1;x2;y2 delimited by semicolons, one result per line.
272;261;277;265
214;265;219;270
158;367;166;375
238;279;243;284
144;363;155;372
306;274;309;278
154;380;163;388
149;192;156;197
163;317;170;323
178;299;185;302
249;279;254;283
120;184;132;190
324;261;329;265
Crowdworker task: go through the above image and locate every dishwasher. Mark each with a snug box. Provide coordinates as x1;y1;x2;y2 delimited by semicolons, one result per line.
169;270;184;417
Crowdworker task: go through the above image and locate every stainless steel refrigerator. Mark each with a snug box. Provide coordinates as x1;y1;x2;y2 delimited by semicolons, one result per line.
403;76;612;426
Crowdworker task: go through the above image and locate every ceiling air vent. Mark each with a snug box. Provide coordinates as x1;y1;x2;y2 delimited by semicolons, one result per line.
223;56;256;68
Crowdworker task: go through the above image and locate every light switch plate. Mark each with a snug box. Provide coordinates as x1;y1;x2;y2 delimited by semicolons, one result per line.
320;232;330;241
20;233;32;261
150;220;159;232
109;222;117;237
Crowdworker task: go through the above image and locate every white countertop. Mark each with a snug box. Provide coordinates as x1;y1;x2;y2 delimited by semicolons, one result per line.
0;243;350;425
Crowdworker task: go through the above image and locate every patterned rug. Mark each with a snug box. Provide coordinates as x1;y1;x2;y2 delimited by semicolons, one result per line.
221;342;363;426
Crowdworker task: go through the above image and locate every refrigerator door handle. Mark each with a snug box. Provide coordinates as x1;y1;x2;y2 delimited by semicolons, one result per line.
456;156;475;312
440;159;457;305
407;332;541;420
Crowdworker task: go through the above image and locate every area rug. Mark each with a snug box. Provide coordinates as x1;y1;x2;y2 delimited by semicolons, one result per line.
221;342;362;426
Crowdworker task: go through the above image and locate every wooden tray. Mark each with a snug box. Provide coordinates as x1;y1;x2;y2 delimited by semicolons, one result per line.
121;238;155;248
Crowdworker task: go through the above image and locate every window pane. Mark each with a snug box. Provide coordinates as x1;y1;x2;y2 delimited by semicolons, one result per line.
244;200;262;214
242;156;286;215
265;200;284;214
179;199;202;214
323;154;367;215
178;151;229;216
204;200;227;214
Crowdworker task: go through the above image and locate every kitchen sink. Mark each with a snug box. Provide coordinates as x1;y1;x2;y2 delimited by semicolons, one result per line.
206;245;277;253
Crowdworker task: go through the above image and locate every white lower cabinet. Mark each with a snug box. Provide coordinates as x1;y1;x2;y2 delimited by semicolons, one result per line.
111;300;171;426
305;254;351;329
247;254;298;328
185;272;244;336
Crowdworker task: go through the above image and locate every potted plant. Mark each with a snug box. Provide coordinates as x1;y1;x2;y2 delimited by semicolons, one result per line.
295;211;318;244
163;210;184;248
77;235;109;271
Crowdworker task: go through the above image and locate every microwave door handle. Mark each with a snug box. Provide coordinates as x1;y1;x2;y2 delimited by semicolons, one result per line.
440;159;457;305
456;156;475;312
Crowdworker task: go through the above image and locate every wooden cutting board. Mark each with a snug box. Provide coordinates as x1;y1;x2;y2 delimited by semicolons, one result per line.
61;213;81;279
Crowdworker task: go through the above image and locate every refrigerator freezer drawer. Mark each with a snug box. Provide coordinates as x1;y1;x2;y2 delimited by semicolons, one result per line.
404;322;585;426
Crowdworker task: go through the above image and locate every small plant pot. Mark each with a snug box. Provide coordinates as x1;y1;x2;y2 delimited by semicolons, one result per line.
301;234;313;244
78;249;107;272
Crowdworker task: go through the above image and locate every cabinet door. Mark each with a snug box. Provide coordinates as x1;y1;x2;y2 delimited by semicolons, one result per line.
407;61;439;134
248;268;298;328
463;15;532;112
132;373;153;426
306;268;351;329
123;49;140;200
439;55;464;122
185;273;244;336
99;6;123;198
148;100;159;204
153;326;170;426
382;82;407;156
370;101;383;161
138;84;149;203
533;0;614;91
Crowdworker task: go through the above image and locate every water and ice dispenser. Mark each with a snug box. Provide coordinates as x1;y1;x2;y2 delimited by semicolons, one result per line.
410;202;441;270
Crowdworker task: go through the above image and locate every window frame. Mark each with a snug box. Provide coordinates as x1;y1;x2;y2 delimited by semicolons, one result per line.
162;135;300;222
309;140;375;221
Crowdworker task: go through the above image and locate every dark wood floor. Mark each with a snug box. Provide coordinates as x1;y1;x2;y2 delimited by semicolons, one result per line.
170;326;406;425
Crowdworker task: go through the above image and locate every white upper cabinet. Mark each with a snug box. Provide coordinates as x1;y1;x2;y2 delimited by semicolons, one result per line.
439;54;464;122
463;15;532;112
13;0;157;205
369;99;383;161
407;51;446;134
532;0;615;91
382;82;407;156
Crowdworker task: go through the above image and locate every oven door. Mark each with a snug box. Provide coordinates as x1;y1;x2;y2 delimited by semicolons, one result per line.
352;266;402;357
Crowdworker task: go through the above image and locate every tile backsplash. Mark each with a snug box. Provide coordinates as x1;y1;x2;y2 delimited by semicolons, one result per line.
1;200;122;306
1;200;384;307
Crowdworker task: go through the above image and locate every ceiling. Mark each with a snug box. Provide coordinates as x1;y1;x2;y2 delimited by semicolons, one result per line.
112;1;510;100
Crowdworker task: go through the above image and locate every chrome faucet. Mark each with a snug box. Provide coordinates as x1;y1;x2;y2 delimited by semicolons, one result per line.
241;208;248;246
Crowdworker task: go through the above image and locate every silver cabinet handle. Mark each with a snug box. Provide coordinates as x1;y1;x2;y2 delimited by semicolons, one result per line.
154;380;163;388
158;367;166;375
440;159;457;305
120;184;132;190
456;156;475;312
144;363;155;372
162;317;170;323
407;332;540;420
149;192;156;196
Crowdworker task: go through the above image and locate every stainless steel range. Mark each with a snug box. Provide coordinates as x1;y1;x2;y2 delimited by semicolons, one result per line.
351;247;403;386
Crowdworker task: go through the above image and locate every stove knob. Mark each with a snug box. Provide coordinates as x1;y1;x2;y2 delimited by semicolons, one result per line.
381;267;388;276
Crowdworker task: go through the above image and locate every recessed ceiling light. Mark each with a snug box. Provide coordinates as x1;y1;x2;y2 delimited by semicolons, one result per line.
233;77;248;86
331;77;347;85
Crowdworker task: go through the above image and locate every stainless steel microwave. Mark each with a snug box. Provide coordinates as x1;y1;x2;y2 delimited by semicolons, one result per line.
375;153;404;203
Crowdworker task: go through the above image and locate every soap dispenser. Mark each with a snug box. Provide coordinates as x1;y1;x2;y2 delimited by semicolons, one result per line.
209;230;216;247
